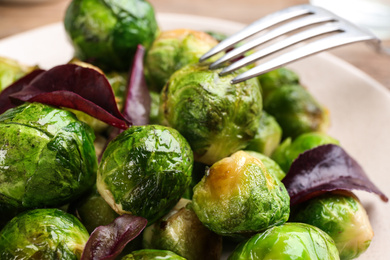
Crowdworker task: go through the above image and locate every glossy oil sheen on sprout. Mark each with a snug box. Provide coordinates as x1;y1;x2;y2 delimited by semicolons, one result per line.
0;103;97;209
291;192;373;260
228;223;340;260
0;208;89;259
160;63;262;165
98;125;193;224
192;151;289;237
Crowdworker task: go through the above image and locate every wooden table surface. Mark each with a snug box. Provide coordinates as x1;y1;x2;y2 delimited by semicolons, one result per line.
0;0;389;89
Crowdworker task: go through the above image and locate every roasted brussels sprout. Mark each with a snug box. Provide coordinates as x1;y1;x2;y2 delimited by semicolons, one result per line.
0;57;37;91
0;208;89;259
145;29;219;91
271;132;339;172
244;150;286;180
0;103;97;212
122;249;186;260
228;222;340;260
257;67;299;100
149;90;161;124
291;191;373;260
192;151;290;237
245;111;282;157
143;198;222;260
264;84;330;139
160;63;262;165
97;125;193;224
69;187;119;233
64;0;159;71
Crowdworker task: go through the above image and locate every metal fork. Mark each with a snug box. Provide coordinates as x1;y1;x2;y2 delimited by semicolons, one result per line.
200;4;381;84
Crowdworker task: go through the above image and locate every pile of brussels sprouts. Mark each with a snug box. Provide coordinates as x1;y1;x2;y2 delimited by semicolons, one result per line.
0;0;386;259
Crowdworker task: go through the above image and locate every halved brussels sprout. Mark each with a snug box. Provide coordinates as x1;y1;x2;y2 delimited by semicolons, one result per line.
64;0;159;71
145;29;219;91
0;103;97;212
291;191;373;260
245;111;282;157
143;198;223;260
0;208;89;259
192;151;290;237
160;63;262;165
228;222;340;260
244;150;285;181
122;249;186;260
272;132;340;172
0;57;37;91
97;125;193;224
264;84;329;139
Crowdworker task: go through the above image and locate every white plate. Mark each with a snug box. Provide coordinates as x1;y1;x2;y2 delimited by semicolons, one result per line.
0;13;389;260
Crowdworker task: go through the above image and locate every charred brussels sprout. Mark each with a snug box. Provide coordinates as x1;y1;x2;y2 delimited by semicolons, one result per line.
64;0;159;71
244;151;285;181
0;208;89;259
122;249;186;260
145;29;219;91
143;199;223;260
97;125;193;224
245;111;282;157
192;151;289;237
160;63;262;165
291;192;373;260
0;57;37;91
228;223;340;260
264;84;330;139
272;132;339;172
0;103;97;211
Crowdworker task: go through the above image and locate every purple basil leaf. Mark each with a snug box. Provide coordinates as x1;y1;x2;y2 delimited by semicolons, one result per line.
9;64;129;129
81;214;147;260
122;45;151;126
282;144;389;205
0;69;45;114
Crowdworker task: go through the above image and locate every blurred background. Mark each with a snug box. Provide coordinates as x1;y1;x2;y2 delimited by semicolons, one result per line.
0;0;389;88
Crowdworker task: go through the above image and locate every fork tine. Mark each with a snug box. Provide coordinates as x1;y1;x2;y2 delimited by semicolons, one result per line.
199;4;315;62
210;12;336;69
231;24;380;84
220;22;342;75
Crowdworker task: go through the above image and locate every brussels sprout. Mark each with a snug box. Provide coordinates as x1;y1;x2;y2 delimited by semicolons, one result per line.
244;150;285;180
122;249;186;260
182;161;207;199
0;57;37;91
160;63;262;165
228;222;340;260
149;90;161;124
143;198;222;260
271;132;339;172
0;208;89;259
0;103;97;212
97;125;193;224
264;84;330;139
206;31;228;42
64;0;159;71
69;187;119;233
291;192;373;260
245;111;282;157
145;29;219;91
257;67;299;100
192;151;290;237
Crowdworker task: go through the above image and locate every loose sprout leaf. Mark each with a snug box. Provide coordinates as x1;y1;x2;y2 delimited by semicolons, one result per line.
81;214;147;260
122;45;151;126
283;144;389;205
9;64;129;129
0;69;45;114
